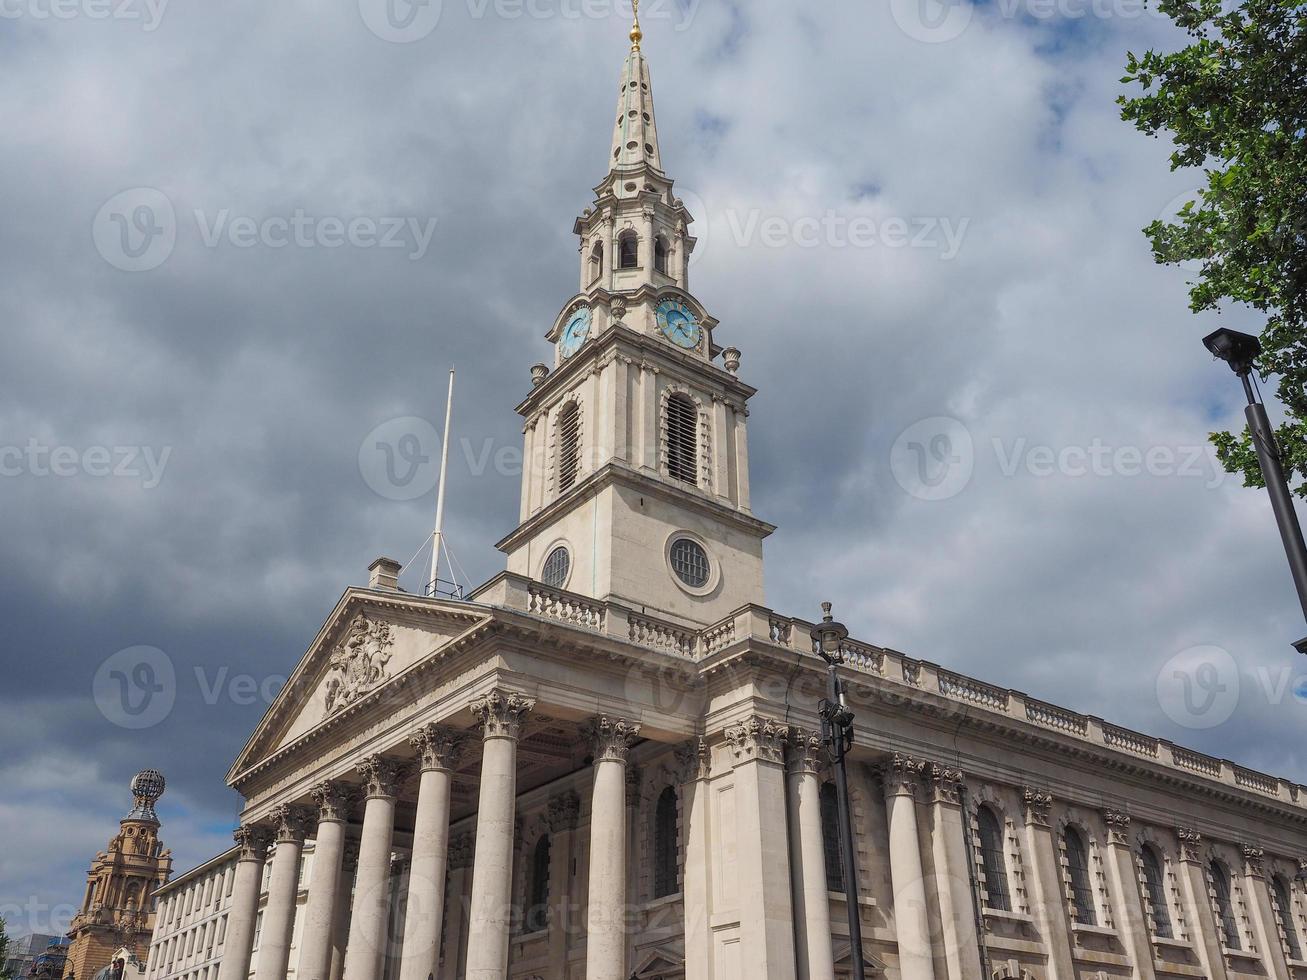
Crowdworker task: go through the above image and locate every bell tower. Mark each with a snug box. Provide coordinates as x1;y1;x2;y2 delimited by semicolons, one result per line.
496;6;773;626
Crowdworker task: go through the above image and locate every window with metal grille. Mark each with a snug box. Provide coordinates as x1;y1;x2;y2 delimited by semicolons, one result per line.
1274;876;1302;960
526;835;550;933
670;538;709;588
820;781;845;892
1212;860;1241;949
666;393;698;485
1064;828;1097;925
1141;846;1173;938
541;546;570;589
655;236;669;275
557;402;580;492
977;806;1012;912
618;231;639;269
653;787;679;898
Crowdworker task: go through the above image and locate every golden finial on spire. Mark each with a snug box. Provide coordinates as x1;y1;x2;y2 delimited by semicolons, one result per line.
629;0;642;50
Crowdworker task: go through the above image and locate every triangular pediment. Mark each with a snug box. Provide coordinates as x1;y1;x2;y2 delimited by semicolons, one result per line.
631;943;685;978
227;589;492;782
834;940;884;975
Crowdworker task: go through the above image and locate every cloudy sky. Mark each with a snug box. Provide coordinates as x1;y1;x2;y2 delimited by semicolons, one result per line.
2;0;1304;940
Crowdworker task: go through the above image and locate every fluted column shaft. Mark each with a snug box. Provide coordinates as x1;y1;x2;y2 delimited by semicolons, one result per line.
465;690;534;980
254;805;309;980
216;825;270;980
585;716;641;980
343;756;405;980
884;755;935;980
399;726;464;980
787;730;835;980
297;783;350;980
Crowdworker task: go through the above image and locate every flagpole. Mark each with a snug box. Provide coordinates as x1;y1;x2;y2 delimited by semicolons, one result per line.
429;368;455;595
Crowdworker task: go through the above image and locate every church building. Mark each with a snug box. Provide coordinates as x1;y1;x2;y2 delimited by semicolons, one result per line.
161;11;1307;980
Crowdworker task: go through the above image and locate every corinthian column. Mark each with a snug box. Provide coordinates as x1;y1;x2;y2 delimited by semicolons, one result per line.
927;765;980;980
216;825;270;980
465;689;534;980
399;725;465;980
254;804;310;980
883;754;935;980
297;782;350;980
1022;789;1075;980
343;755;406;980
584;715;642;980
786;729;835;980
1100;809;1155;980
1174;828;1229;980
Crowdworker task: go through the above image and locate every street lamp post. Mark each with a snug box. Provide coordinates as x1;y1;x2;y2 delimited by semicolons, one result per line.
1203;328;1307;654
814;601;866;980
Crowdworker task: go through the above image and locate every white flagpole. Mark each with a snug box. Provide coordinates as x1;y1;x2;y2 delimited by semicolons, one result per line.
429;368;455;595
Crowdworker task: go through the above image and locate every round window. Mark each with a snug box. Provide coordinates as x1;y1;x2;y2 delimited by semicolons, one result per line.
669;538;710;589
541;546;571;589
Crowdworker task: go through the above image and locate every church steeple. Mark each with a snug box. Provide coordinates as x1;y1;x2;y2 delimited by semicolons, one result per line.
608;0;662;176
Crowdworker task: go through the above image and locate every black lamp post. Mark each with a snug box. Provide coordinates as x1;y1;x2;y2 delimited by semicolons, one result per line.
814;601;866;980
1203;327;1307;654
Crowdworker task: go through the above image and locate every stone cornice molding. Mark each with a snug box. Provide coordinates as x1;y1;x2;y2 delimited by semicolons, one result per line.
1103;808;1132;846
357;754;407;800
583;714;642;764
270;803;311;844
724;716;788;766
883;753;928;800
309;780;351;824
233;824;271;862
410;724;467;772
547;791;581;832
471;689;535;740
1023;788;1055;827
1176;827;1204;864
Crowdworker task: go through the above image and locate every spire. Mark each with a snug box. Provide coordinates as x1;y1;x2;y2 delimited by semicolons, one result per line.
608;0;662;175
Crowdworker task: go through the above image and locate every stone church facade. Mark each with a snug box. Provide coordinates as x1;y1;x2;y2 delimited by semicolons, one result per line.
187;14;1307;980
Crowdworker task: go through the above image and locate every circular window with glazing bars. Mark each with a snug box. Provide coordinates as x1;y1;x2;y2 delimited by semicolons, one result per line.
669;538;710;589
541;546;570;589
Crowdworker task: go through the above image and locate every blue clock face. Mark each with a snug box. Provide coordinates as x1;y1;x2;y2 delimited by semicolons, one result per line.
656;298;701;349
559;307;591;358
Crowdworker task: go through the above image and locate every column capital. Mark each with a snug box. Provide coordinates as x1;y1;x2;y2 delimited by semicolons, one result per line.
724;715;789;766
786;728;826;776
1102;808;1132;846
546;790;581;832
928;762;965;806
270;803;312;844
233;824;272;861
674;736;711;783
1022;787;1054;826
309;780;352;824
357;754;407;799
1175;827;1203;863
449;832;476;870
882;753;928;799
470;688;535;739
584;714;642;763
410;724;467;772
1241;843;1266;878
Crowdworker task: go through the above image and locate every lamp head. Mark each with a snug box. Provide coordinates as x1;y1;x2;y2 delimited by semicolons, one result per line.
814;600;849;665
1203;328;1262;377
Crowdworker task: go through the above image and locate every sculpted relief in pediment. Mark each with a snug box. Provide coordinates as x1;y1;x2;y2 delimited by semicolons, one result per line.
324;614;394;714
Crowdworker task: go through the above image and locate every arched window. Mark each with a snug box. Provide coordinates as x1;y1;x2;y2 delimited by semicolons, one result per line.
977;806;1011;912
618;230;639;269
557;401;580;492
1211;860;1240;949
1064;827;1097;925
1273;875;1302;960
820;782;845;892
653;787;679;898
665;393;698;485
654;236;669;275
1141;846;1173;939
589;240;603;282
526;834;551;933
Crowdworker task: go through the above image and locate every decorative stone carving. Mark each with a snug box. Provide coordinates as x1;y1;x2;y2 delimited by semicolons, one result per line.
883;753;928;799
530;363;549;387
323;614;395;714
547;791;581;833
1102;808;1132;846
233;824;271;861
786;728;826;776
722;346;741;374
1176;827;1203;863
610;296;627;323
449;832;476;870
1242;843;1266;878
470;689;535;739
929;763;964;805
270;803;310;844
1023;788;1054;826
309;780;351;823
357;754;406;799
584;714;642;763
674;737;711;782
410;724;466;772
724;716;789;765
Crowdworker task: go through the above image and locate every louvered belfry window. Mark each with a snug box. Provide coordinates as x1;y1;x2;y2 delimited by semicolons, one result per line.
666;393;698;485
557;402;581;492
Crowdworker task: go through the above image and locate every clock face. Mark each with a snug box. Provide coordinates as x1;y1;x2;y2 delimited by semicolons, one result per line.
656;298;701;350
559;306;591;358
